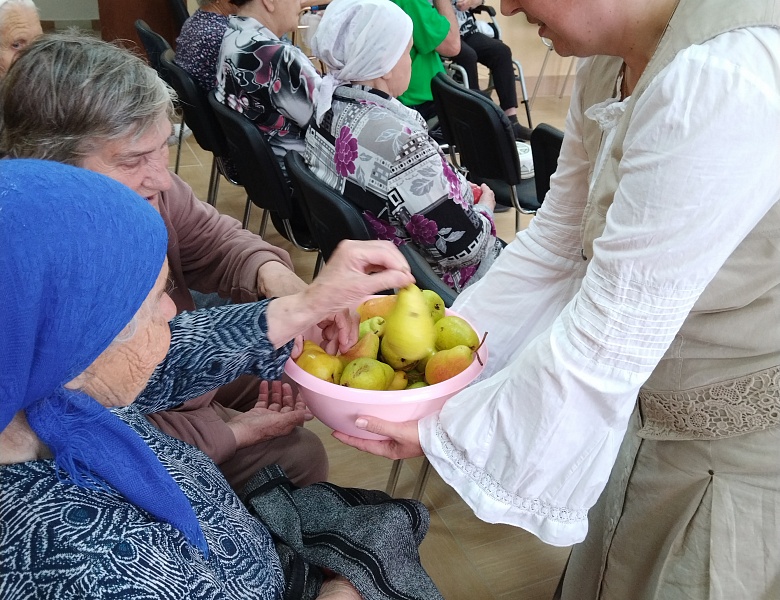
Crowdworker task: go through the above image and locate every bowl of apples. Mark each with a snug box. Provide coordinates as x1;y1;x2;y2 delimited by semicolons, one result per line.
284;285;488;440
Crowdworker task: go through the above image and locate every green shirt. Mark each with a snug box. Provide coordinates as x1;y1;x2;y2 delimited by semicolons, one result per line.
391;0;450;106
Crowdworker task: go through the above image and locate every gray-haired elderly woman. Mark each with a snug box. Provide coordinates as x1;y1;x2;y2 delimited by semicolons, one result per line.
0;33;322;494
0;0;41;77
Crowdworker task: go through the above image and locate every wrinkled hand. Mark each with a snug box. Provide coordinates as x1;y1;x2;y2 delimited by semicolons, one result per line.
225;381;311;449
318;309;360;355
305;240;414;353
307;240;414;309
266;240;414;350
316;575;363;599
332;417;423;460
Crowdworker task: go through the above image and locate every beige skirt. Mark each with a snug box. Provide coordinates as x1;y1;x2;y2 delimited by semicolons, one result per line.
561;408;780;600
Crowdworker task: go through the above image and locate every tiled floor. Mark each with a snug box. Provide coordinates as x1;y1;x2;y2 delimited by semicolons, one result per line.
169;93;572;599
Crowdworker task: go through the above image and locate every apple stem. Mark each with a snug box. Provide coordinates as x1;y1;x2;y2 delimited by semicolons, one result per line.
474;332;488;366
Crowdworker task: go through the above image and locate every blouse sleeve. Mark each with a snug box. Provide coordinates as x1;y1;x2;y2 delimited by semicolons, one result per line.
133;301;294;415
418;28;780;547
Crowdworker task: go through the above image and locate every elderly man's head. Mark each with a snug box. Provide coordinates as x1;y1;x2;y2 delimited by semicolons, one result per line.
0;0;41;77
0;34;177;198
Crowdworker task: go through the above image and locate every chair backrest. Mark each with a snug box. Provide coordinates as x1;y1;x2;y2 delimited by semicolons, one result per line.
168;0;190;33
134;20;171;79
284;151;371;261
160;49;228;157
285;151;459;306
530;123;564;205
431;72;522;186
207;90;293;220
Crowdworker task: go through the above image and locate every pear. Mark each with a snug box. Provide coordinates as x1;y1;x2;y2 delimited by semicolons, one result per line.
358;316;386;339
337;332;380;368
406;382;429;389
434;315;480;351
416;347;437;373
405;369;426;386
380;284;436;370
425;345;474;385
421;289;446;323
302;340;327;354
296;347;344;384
340;358;394;390
387;370;409;391
356;295;397;322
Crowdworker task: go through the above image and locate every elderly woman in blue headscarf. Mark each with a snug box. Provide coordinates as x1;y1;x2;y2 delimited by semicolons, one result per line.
304;0;503;292
0;159;415;598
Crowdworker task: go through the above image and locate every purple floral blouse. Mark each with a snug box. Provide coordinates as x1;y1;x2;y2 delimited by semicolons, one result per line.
305;85;501;291
216;16;320;169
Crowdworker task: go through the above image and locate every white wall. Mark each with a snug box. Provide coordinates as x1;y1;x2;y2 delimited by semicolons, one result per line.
35;0;99;21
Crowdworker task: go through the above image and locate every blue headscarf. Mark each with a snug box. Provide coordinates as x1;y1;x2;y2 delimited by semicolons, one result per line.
0;159;207;556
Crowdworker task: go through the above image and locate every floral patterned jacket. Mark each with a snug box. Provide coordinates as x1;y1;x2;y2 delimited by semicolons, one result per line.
305;85;502;291
216;16;320;168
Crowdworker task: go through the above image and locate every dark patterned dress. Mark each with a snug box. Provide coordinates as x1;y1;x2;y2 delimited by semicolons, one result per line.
216;15;320;169
175;9;229;93
0;302;293;599
305;85;502;291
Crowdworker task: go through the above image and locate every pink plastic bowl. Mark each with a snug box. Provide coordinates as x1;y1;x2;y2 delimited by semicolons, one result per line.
284;299;488;440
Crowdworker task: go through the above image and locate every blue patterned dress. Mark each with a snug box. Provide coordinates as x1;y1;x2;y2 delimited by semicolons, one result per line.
0;302;293;599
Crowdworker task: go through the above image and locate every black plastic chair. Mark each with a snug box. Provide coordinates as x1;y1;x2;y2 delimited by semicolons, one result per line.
134;19;186;174
168;0;190;33
284;151;458;307
530;122;564;205
160;49;235;206
443;4;532;129
431;72;539;231
207;90;316;252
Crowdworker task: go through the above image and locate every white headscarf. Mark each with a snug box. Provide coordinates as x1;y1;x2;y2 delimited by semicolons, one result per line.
310;0;414;125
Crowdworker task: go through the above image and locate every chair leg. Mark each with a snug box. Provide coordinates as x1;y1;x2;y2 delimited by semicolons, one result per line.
411;458;433;501
313;252;324;278
513;59;533;128
206;157;220;207
174;113;185;174
531;43;554;109
242;196;253;229
258;209;270;238
385;459;403;497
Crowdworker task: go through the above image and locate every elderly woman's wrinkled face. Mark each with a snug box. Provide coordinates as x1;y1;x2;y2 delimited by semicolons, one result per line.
383;38;413;99
66;262;176;407
80;114;174;201
0;4;43;77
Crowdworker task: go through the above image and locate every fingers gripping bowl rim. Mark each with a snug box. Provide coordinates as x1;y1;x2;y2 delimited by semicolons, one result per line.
283;296;488;440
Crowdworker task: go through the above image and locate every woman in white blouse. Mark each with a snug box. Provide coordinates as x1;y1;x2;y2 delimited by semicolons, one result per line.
336;0;780;597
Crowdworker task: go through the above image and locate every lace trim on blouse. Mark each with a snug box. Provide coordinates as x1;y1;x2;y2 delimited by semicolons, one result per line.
434;421;588;524
638;365;780;440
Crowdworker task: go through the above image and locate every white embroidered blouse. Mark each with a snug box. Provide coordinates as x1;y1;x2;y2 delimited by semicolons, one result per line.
418;27;780;547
